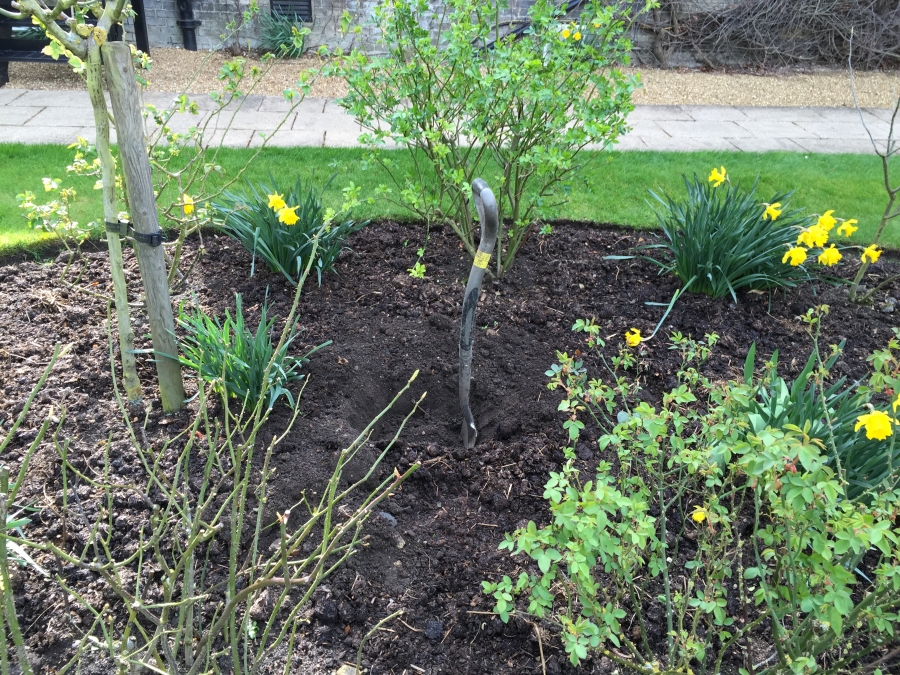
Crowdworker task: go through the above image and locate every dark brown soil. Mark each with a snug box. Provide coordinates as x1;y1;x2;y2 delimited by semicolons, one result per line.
2;221;898;674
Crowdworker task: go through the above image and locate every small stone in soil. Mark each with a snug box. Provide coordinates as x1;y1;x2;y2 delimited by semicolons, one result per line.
424;619;443;641
378;511;397;527
315;599;339;625
576;443;594;460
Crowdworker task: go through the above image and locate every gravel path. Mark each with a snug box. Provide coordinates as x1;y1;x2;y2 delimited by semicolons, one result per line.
5;47;899;108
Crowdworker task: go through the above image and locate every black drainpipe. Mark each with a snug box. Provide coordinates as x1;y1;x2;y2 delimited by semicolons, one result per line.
175;0;201;50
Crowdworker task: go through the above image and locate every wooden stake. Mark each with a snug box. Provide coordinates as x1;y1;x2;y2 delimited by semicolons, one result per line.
86;42;142;404
102;41;184;412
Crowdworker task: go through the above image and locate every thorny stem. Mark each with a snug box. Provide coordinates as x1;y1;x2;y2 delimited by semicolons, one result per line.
0;470;34;675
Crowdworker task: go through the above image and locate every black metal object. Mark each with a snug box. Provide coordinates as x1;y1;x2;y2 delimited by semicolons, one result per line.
272;0;313;22
106;221;165;247
459;178;499;450
131;0;150;53
0;0;149;87
175;0;201;51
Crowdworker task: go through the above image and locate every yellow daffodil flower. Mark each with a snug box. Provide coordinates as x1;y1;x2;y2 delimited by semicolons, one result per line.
817;210;837;231
182;194;195;215
625;328;642;347
862;245;882;264
708;166;727;187
690;507;708;523
782;247;807;267
817;245;842;266
763;202;782;221
837;219;858;237
268;192;286;211
855;410;893;441
278;206;299;226
561;28;571;39
593;21;600;28
573;31;582;41
797;225;828;249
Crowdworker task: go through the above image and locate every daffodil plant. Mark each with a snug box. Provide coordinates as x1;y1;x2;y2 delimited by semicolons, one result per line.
619;167;862;341
784;207;866;273
485;322;900;673
336;0;655;276
212;176;366;286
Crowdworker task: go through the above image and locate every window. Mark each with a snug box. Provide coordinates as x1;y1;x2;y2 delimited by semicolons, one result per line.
271;0;312;22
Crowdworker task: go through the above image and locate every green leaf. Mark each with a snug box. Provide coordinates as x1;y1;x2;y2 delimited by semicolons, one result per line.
828;605;843;637
537;553;551;574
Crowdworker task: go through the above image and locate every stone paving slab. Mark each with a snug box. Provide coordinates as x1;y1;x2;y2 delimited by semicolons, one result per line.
0;124;95;144
0;106;43;126
215;110;298;131
677;105;751;121
793;138;882;155
0;89;26;106
625;105;692;122
11;89;95;108
863;107;898;123
726;137;808;153
24;107;98;128
655;119;757;139
733;120;822;139
0;88;894;154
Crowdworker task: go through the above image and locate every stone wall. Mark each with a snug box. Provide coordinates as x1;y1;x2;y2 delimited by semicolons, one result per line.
132;0;731;60
129;0;273;50
134;0;537;52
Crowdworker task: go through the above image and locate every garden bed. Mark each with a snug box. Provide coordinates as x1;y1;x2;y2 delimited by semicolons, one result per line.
1;220;898;674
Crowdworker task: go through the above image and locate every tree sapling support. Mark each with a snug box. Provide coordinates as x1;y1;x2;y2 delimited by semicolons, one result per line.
459;178;498;449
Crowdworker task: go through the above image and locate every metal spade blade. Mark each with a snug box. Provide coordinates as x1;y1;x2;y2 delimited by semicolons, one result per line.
459;178;499;449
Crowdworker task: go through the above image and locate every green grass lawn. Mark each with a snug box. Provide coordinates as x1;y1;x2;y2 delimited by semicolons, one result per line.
1;143;896;256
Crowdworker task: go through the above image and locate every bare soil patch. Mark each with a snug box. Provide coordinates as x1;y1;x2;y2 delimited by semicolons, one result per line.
2;222;898;673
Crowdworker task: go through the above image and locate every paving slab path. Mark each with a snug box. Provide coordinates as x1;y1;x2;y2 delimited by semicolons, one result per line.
0;88;894;154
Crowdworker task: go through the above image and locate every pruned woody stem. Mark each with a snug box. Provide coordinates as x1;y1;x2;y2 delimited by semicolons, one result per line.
1;240;425;674
848;33;900;303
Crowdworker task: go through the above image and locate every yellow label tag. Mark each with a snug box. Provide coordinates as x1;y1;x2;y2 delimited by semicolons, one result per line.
473;251;491;269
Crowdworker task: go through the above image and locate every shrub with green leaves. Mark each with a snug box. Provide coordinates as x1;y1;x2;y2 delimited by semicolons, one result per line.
484;320;900;672
643;173;817;300
338;0;649;275
177;294;327;409
740;341;899;502
212;175;365;286
259;11;309;58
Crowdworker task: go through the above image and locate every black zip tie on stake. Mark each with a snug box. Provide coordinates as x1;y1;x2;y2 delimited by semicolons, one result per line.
105;221;129;236
105;221;165;247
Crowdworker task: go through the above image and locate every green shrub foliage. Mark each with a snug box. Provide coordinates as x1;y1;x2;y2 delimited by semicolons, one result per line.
485;313;900;672
259;11;308;58
338;0;651;275
739;337;900;502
